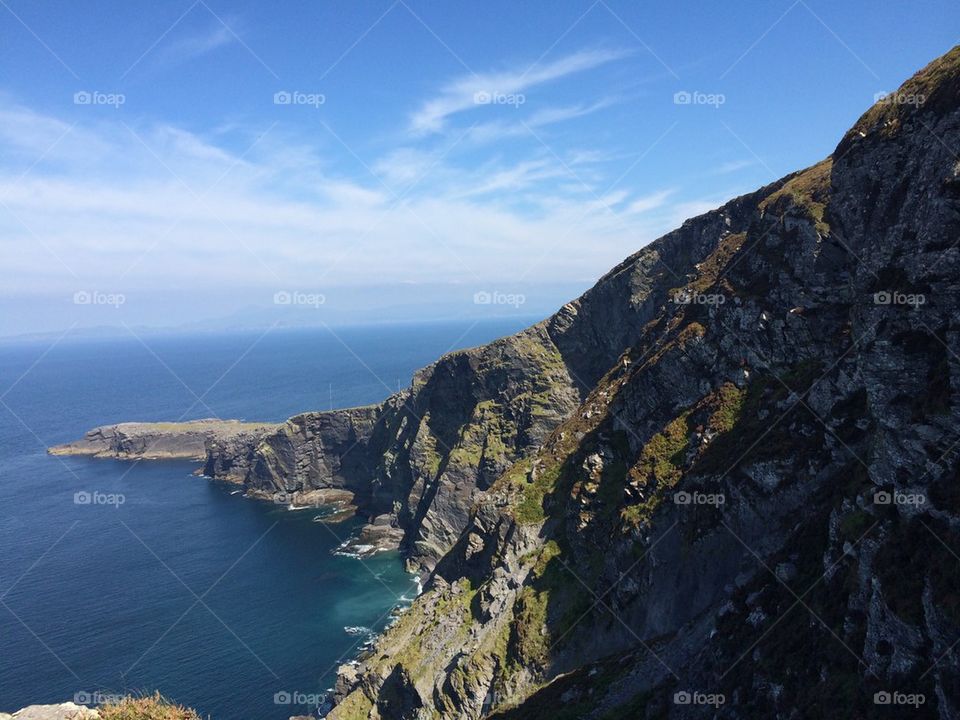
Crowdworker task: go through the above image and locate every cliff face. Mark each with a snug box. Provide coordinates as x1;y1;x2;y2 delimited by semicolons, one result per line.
50;160;779;574
327;46;960;719
198;186;774;568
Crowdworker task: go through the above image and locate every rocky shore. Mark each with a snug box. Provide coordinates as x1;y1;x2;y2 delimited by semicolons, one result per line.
49;422;407;555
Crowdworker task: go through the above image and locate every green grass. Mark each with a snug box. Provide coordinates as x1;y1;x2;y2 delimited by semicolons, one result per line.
99;694;201;720
329;691;374;720
707;382;746;433
621;411;691;527
758;158;833;233
513;461;561;524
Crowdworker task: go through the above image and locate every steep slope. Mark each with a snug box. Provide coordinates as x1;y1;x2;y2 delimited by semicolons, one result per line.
192;179;780;569
328;46;960;719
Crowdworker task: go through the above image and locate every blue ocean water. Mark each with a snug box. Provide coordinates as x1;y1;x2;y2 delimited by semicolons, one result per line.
0;319;532;719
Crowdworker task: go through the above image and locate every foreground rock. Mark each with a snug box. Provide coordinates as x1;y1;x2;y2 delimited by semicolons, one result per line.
0;704;97;720
49;419;277;461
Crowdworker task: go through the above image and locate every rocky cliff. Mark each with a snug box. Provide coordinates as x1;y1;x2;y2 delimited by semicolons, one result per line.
49;419;277;461
324;45;960;719
192;174;777;570
54;182;771;569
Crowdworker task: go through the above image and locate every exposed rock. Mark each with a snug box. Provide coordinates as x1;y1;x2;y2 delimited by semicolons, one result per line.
49;419;277;462
0;704;98;720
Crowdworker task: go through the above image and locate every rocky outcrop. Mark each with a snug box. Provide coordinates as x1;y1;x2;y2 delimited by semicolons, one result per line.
202;407;382;486
0;695;202;720
49;419;277;461
0;703;97;720
327;45;960;719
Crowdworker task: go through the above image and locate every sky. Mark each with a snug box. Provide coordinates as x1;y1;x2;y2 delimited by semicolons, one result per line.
0;0;958;336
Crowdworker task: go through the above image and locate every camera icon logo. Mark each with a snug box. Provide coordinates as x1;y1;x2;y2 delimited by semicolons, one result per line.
873;491;892;505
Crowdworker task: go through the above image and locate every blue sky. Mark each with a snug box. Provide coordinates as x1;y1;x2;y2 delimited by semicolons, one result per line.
0;0;958;336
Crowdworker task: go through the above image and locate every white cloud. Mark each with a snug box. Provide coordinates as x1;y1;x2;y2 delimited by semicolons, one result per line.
0;93;718;330
713;158;758;175
409;48;628;134
465;97;619;145
156;23;235;65
624;188;675;214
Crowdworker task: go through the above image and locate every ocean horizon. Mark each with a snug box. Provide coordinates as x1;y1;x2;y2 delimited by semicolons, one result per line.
0;318;531;719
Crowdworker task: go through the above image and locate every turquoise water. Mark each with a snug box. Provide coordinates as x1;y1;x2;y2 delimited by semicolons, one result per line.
0;319;532;719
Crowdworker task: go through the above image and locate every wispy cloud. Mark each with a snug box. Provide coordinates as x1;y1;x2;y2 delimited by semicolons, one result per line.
409;48;629;134
624;188;675;214
0;103;701;303
454;158;566;198
713;158;759;175
465;97;619;144
156;22;235;66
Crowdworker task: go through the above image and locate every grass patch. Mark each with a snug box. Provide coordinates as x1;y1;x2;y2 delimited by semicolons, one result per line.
758;158;833;233
707;382;747;433
513;461;562;524
621;411;691;527
329;690;374;720
99;694;200;720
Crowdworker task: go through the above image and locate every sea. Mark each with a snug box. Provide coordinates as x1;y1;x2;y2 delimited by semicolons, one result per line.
0;318;532;719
